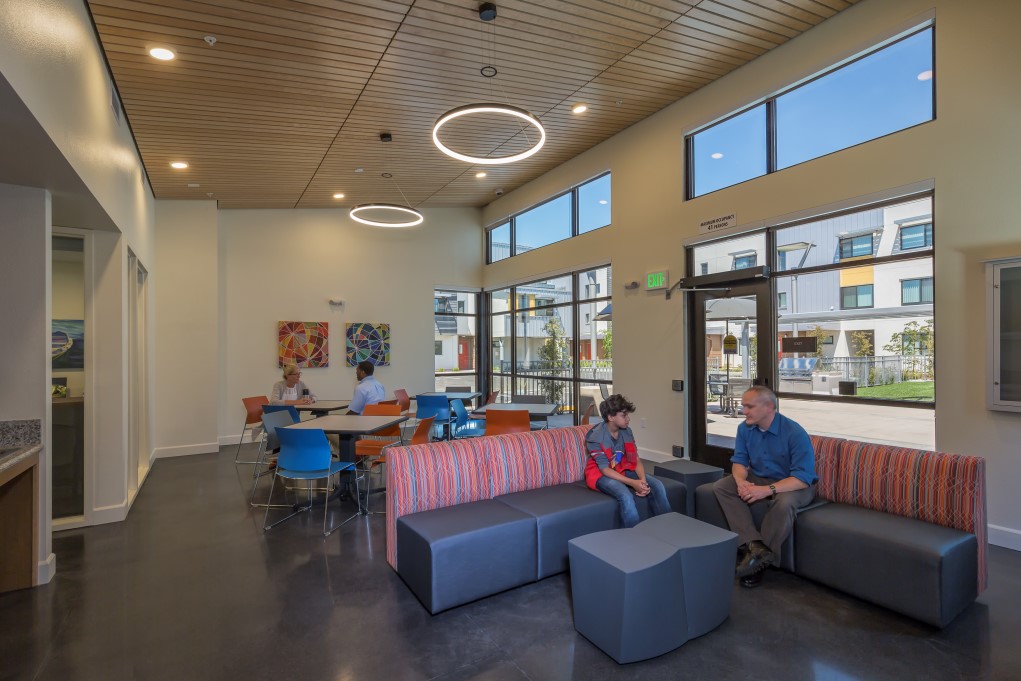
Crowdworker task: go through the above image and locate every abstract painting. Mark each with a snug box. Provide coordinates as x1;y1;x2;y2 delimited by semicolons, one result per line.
278;321;329;368
346;322;390;366
52;319;84;370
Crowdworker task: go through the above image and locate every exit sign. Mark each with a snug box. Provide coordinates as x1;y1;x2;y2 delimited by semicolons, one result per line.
646;270;669;290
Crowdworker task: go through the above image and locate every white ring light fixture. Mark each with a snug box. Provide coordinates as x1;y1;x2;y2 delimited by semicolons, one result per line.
432;103;546;165
349;204;423;228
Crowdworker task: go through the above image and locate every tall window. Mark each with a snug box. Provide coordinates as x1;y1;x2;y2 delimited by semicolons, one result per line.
487;173;611;263
434;290;479;392
902;277;933;305
488;266;612;422
687;27;934;199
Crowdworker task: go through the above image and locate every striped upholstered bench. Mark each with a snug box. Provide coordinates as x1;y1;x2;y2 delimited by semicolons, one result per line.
695;436;986;628
384;426;689;613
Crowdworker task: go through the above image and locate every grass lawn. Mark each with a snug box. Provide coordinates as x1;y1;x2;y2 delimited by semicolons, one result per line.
856;381;934;401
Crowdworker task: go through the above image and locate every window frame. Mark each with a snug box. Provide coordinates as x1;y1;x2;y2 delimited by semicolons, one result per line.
840;283;875;310
839;234;875;260
685;25;935;200
486;172;611;264
433;288;481;393
901;276;934;305
898;222;933;250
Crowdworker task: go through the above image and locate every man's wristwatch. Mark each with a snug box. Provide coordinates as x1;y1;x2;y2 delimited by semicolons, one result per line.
768;484;777;499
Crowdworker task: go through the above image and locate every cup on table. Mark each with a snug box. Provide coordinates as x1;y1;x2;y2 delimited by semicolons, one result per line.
302;388;310;404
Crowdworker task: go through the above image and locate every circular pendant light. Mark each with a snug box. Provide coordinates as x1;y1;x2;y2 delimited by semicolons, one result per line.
349;203;424;228
432;103;546;165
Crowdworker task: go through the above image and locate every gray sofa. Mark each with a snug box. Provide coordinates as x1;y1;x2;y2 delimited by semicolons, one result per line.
691;434;987;628
385;426;704;614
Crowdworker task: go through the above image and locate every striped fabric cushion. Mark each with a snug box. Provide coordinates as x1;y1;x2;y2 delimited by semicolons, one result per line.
809;434;845;502
488;426;589;495
385;438;491;568
834;441;987;592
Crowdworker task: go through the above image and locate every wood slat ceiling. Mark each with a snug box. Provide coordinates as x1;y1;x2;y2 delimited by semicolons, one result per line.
88;0;858;209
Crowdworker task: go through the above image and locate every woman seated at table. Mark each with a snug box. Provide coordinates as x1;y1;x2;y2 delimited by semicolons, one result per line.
270;364;316;405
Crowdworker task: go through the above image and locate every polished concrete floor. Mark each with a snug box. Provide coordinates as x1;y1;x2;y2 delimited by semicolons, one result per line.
3;444;1020;681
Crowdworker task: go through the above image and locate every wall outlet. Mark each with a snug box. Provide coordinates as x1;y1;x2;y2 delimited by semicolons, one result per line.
640;418;647;428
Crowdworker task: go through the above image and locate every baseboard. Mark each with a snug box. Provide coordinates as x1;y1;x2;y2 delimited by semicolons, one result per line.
90;502;128;525
37;552;56;585
217;433;258;447
154;442;220;458
989;524;1021;551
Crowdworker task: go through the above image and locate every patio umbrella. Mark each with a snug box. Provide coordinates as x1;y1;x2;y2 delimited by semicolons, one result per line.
593;303;612;321
704;297;756;321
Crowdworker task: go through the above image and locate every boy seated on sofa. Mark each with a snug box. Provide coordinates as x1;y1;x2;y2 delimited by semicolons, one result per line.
585;394;671;528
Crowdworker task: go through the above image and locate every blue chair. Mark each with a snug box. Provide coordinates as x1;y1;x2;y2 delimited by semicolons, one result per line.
450;399;485;439
250;410;300;508
415;394;451;440
262;403;301;423
263;427;360;536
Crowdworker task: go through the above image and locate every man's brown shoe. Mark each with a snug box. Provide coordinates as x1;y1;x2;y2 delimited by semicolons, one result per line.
735;540;774;578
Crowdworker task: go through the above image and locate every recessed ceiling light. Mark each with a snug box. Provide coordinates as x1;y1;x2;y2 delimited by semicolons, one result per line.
170;161;188;169
187;183;200;188
711;153;724;160
599;200;608;205
149;47;176;61
354;167;364;173
917;70;933;81
333;193;345;199
572;103;588;114
475;172;487;179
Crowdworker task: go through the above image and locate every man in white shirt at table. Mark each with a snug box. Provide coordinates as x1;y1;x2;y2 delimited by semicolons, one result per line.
346;361;385;415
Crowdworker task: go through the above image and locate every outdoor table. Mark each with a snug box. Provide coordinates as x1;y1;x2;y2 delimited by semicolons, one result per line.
471;402;560;422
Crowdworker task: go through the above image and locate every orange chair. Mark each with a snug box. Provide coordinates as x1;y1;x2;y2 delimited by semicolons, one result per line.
485;390;500;405
235;396;269;464
355;404;404;514
484;409;531;436
582;401;598;425
360;415;435;515
393;388;412;415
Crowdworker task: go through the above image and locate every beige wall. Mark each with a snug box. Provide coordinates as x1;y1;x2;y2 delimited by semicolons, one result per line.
215;207;483;442
153;201;220;457
482;0;1021;548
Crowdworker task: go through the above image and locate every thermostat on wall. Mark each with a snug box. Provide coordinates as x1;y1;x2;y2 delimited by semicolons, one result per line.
646;270;669;290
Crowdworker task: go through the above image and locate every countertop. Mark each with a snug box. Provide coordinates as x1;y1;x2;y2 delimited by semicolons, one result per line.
0;444;43;476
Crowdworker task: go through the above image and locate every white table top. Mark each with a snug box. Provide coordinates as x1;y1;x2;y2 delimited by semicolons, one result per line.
415;391;482;401
283;414;407;435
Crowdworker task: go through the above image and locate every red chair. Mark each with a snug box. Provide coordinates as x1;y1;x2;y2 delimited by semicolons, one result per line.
235;396;269;464
485;390;500;405
484;409;531;436
393;388;412;415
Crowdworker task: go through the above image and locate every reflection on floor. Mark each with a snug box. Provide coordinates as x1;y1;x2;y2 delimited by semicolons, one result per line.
1;444;1016;681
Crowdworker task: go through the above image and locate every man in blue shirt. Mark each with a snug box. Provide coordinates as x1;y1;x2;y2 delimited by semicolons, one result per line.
346;361;385;415
713;385;817;588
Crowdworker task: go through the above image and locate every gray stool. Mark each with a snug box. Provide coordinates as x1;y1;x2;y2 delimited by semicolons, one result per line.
632;512;738;639
568;529;687;664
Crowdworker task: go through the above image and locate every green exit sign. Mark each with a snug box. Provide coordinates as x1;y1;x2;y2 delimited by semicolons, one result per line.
646;270;669;290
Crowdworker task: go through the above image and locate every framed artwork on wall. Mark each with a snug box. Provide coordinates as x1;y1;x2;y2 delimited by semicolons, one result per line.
346;322;390;366
52;319;84;370
278;321;329;368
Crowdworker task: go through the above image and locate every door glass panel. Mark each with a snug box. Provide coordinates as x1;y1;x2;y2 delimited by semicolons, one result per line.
703;294;759;451
691;233;766;277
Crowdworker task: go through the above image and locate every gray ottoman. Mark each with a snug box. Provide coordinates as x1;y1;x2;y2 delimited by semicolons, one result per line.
632;512;738;639
568;529;686;664
396;499;537;614
653;459;724;517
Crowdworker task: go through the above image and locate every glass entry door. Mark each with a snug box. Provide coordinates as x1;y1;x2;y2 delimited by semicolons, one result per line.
689;279;772;470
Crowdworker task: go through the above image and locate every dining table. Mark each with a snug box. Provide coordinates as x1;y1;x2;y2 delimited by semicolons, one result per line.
293;400;350;418
414;391;483;403
283;414;408;462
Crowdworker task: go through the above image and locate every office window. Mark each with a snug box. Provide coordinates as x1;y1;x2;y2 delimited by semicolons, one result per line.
902;277;933;305
434;341;443;355
700;263;709;275
488;173;611;262
689;105;767;197
776;29;934;169
733;252;757;269
839;235;874;259
778;292;788;309
841;284;874;309
686;27;934;199
899;222;933;250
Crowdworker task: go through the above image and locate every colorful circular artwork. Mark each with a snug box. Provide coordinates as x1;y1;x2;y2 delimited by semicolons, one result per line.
346;322;390;366
278;321;329;367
